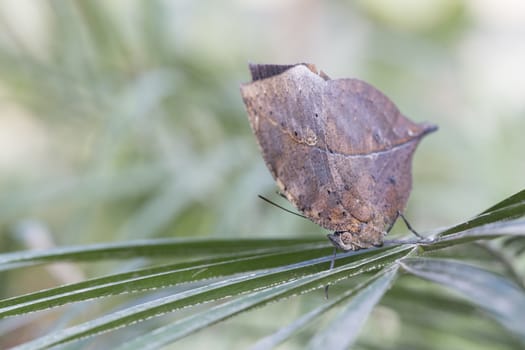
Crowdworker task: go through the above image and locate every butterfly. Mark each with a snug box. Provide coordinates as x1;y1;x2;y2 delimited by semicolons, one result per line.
240;63;436;251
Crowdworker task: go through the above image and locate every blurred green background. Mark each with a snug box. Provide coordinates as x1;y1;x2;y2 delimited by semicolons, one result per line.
0;0;524;348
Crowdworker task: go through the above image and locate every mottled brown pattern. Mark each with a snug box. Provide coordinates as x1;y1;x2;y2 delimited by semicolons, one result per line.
240;63;437;251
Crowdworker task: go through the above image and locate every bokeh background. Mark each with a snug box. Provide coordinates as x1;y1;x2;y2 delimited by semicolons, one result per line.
0;0;524;348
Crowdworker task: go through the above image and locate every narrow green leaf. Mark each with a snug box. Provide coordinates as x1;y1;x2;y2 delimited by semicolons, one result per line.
115;273;340;350
116;251;409;350
0;246;331;318
401;257;525;343
438;188;525;237
249;271;391;350
307;267;399;350
12;246;412;350
481;189;525;215
423;219;525;251
0;238;323;271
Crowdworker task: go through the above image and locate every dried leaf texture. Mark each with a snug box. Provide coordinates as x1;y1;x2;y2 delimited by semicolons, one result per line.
241;64;436;250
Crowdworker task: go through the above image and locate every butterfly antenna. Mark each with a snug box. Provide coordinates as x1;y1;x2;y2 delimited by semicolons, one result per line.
257;195;308;219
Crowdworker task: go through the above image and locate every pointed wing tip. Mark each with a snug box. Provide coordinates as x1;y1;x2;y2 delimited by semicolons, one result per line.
420;123;439;136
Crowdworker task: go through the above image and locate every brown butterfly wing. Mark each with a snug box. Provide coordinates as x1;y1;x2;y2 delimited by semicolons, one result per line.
241;64;436;248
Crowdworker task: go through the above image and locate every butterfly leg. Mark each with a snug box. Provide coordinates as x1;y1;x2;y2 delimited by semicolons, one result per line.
324;246;337;299
397;211;424;239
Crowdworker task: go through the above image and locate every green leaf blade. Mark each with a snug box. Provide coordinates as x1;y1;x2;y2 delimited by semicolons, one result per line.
12;246;412;349
307;267;399;350
0;238;325;271
401;257;525;343
438;188;525;237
